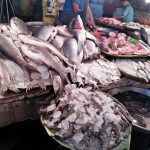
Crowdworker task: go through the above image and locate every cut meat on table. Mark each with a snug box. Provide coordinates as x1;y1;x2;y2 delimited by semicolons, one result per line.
99;32;150;56
98;17;124;27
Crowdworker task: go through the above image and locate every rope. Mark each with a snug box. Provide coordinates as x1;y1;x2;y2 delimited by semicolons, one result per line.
0;0;15;23
8;0;15;17
6;0;10;23
0;0;4;21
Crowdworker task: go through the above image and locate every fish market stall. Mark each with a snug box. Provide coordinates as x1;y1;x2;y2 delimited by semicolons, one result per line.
1;0;150;148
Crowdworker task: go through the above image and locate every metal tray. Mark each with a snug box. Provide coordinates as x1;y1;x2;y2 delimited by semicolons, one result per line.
96;19;124;31
101;50;150;58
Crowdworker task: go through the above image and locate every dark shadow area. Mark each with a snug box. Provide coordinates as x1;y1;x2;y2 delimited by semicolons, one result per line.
0;119;67;150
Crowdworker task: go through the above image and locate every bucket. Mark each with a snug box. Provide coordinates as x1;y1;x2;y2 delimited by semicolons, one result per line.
108;87;150;150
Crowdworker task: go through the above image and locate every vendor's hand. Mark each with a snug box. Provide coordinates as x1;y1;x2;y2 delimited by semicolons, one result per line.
86;18;94;26
92;25;102;31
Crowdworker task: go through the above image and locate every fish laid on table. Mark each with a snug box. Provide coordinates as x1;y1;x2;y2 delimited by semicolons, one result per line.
140;27;150;45
33;25;57;42
84;39;99;59
67;15;99;62
18;34;72;67
10;17;30;35
0;33;35;71
21;44;70;84
2;57;30;88
71;59;121;86
56;25;72;37
72;15;87;58
0;58;19;94
61;38;82;63
51;35;68;50
116;59;150;83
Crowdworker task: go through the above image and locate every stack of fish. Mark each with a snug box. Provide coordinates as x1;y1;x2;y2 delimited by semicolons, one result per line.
132;60;150;82
0;15;121;95
116;59;150;83
71;59;121;87
124;22;143;30
41;84;131;150
0;17;73;94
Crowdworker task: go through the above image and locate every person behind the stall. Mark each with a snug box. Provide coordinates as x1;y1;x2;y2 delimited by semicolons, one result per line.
115;0;134;23
59;0;98;29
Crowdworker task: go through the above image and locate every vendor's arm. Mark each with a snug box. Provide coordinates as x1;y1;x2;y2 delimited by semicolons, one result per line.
115;16;124;20
115;8;129;20
72;0;81;12
86;6;99;30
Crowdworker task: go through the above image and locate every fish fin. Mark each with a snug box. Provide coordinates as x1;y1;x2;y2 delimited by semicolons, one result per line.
8;83;19;93
26;81;37;92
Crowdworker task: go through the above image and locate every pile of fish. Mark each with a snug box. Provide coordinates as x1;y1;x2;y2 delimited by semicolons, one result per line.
98;17;124;27
99;32;150;56
41;85;131;150
0;17;73;94
71;59;121;87
116;59;150;83
124;22;143;30
140;27;150;45
0;15;102;95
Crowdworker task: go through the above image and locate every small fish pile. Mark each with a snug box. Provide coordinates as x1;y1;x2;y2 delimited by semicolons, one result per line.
99;32;150;56
0;15;104;95
41;85;131;150
124;22;143;30
116;59;150;83
71;59;121;87
132;60;150;82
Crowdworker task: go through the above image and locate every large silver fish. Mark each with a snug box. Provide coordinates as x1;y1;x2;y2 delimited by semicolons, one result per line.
10;17;30;34
24;58;50;90
56;25;72;37
20;44;70;84
2;57;30;88
0;58;19;94
51;35;68;50
33;25;57;42
18;34;72;66
0;33;34;71
61;38;82;63
72;15;87;59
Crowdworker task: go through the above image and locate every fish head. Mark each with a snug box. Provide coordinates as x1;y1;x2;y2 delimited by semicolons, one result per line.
73;15;84;30
10;17;30;34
